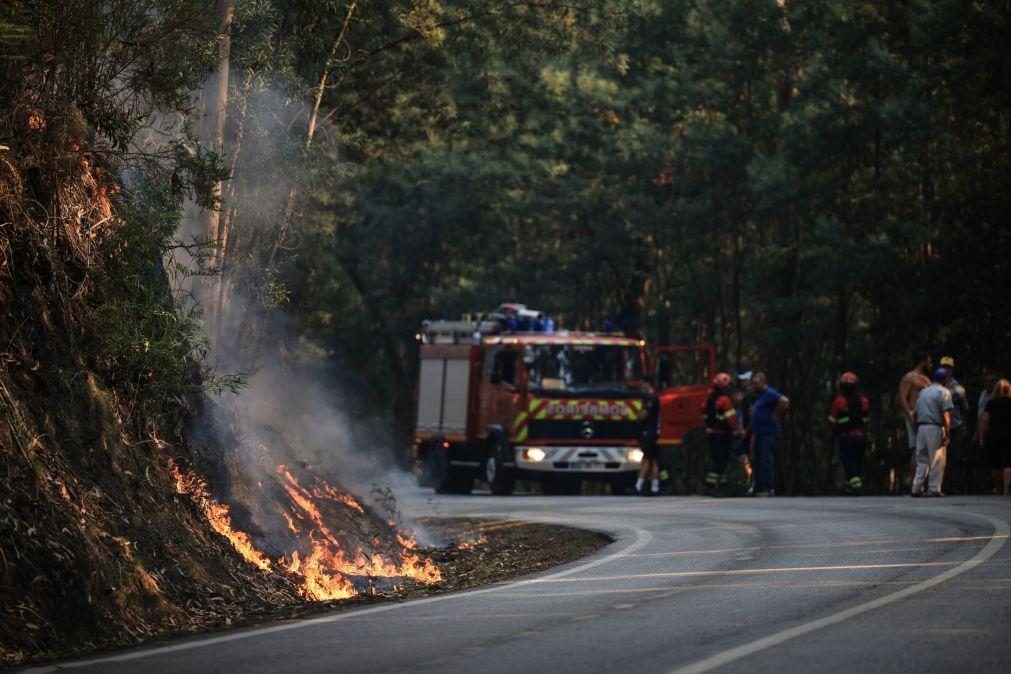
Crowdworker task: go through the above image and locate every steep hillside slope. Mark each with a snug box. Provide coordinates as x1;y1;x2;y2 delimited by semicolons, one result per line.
0;120;436;665
0;126;286;663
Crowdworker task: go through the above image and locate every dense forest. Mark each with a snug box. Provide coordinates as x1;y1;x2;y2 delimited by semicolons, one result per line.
196;0;1010;494
0;0;1008;663
4;0;1011;491
2;1;1009;453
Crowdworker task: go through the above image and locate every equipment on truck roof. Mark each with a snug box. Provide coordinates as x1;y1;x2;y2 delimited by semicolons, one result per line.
419;304;559;345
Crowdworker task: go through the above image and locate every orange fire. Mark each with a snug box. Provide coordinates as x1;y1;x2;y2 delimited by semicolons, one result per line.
285;549;356;600
169;459;441;602
456;534;489;551
169;459;272;572
313;479;365;513
396;534;442;583
278;467;441;600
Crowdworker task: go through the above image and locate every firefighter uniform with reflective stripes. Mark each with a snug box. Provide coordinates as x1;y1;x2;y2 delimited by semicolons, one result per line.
701;389;740;492
829;394;870;493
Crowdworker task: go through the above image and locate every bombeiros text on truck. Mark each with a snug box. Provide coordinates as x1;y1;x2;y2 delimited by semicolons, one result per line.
412;304;716;495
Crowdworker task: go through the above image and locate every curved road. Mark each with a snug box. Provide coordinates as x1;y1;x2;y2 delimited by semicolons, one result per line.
35;493;1011;673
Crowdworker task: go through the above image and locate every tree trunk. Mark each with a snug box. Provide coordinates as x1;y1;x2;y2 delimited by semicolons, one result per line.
199;0;235;332
269;1;358;268
211;80;252;349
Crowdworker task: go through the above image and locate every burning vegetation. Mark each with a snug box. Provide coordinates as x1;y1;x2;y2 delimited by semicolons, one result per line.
169;459;440;601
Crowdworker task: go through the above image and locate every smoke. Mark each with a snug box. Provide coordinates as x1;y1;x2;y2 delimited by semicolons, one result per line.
211;340;411;499
170;81;427;537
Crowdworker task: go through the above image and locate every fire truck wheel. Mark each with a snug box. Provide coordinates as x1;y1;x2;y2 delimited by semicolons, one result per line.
419;443;443;488
423;445;473;495
417;442;437;488
485;440;515;496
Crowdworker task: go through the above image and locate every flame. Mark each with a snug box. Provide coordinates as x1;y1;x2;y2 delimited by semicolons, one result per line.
456;534;489;551
169;460;272;572
285;550;356;600
278;466;364;514
169;459;440;602
396;534;442;583
278;468;441;599
313;479;365;513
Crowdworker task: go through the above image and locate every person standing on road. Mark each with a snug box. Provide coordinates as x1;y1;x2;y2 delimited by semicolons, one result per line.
750;372;789;497
976;371;997;491
978;372;996;423
635;393;661;496
912;368;954;497
701;372;742;497
939;356;970;494
899;353;933;483
829;372;870;495
979;378;1011;495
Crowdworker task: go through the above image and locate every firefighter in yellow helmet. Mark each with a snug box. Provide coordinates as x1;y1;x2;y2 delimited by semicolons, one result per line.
701;372;742;496
829;372;871;494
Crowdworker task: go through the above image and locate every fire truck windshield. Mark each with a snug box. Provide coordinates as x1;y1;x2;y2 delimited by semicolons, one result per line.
523;344;645;395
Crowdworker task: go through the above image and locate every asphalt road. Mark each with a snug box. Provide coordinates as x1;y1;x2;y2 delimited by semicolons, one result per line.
33;491;1011;674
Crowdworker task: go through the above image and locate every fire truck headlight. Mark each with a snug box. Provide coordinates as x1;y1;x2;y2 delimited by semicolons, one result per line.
628;449;644;463
524;447;547;462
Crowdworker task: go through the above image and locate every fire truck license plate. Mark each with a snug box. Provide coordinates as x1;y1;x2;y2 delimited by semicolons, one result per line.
571;460;604;470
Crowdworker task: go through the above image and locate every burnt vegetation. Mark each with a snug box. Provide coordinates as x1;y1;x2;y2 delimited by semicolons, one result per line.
0;0;1009;665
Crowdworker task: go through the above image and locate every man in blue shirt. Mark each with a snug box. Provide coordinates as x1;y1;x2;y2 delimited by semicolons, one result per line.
749;372;790;496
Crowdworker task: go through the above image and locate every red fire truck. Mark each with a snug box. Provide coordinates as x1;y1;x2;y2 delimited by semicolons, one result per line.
412;305;713;495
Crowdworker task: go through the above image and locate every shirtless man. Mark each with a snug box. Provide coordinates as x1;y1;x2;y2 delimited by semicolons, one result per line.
899;353;933;483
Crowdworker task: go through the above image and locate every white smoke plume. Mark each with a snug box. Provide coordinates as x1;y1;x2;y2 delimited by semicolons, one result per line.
170;82;428;534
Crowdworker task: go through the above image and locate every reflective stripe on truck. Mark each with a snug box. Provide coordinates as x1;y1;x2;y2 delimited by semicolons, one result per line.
511;398;645;442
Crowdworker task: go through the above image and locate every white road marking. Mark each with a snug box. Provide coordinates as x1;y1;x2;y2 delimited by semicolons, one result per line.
30;522;653;671
387;611;574;621
669;513;1009;674
624;533;1006;560
532;560;965;583
490;579;928;598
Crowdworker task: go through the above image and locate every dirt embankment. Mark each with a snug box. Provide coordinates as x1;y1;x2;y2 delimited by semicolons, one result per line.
0;140;298;665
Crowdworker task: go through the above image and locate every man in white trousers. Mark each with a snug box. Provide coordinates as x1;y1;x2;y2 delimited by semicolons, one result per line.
912;367;954;497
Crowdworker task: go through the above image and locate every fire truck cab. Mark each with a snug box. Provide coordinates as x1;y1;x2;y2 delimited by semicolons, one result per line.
413;305;652;495
654;344;717;450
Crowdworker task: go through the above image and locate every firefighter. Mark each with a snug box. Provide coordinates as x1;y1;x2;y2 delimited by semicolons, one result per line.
829;372;871;494
701;372;741;496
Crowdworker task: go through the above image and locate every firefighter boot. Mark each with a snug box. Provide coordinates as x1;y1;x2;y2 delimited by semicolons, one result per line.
847;476;863;495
